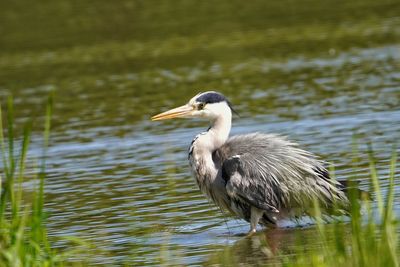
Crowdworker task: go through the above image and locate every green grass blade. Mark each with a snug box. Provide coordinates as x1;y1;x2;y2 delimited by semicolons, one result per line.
381;149;398;267
384;149;397;224
32;93;53;248
0;103;9;179
14;124;31;218
0;103;6;222
7;96;15;177
367;144;384;217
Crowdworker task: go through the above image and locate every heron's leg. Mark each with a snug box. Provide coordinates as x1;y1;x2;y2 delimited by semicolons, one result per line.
249;207;263;234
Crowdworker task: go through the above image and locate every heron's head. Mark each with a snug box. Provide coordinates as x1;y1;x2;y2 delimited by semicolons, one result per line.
151;91;235;121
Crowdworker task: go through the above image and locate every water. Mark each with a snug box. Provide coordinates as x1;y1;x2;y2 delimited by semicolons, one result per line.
1;0;400;265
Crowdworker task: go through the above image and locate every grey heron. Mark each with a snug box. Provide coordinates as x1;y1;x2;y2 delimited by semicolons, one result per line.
152;91;350;234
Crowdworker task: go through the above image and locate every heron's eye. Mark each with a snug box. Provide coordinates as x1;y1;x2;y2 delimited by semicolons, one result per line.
198;103;205;110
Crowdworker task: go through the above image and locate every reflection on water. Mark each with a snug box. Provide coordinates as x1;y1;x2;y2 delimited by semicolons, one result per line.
1;0;400;265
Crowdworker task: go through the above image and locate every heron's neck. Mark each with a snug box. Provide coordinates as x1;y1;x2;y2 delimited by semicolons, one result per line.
189;114;231;205
199;114;231;152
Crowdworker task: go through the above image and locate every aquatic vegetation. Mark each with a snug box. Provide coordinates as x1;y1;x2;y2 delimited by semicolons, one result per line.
0;96;86;266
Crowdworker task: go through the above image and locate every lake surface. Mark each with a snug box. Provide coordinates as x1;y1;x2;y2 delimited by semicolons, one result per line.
1;0;400;265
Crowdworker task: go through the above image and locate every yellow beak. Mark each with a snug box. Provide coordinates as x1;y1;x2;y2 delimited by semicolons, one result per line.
151;104;194;121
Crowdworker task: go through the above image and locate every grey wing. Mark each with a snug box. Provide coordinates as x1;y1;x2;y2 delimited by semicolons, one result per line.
217;133;348;215
222;155;279;213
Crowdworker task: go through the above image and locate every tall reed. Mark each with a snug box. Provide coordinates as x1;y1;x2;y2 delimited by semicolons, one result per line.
0;95;65;266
